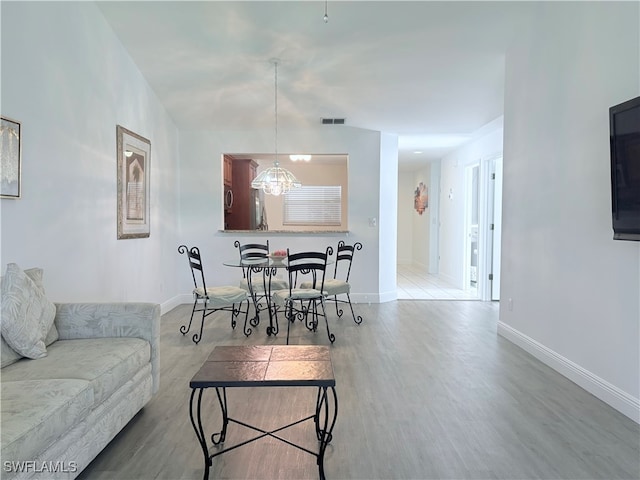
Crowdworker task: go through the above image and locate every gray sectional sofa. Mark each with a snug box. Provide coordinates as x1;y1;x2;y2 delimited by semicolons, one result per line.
1;264;160;480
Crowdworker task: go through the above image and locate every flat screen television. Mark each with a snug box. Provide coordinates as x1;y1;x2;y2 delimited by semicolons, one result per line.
609;96;640;241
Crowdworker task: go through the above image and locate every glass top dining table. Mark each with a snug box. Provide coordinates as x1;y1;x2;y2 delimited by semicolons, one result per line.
222;258;289;269
223;258;333;337
222;258;290;336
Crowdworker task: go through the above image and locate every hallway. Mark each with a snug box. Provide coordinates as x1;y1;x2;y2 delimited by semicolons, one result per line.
397;264;479;300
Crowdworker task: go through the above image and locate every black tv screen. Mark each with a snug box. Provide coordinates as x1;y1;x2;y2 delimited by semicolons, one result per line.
610;96;640;241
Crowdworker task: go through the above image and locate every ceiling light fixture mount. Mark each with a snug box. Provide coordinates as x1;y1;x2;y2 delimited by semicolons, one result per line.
250;59;301;196
289;154;311;162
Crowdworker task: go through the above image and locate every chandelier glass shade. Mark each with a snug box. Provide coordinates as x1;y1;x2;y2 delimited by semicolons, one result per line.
251;60;301;196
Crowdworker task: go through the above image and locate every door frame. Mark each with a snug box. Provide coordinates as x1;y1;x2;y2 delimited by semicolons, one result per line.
480;154;503;301
462;154;503;301
463;163;480;294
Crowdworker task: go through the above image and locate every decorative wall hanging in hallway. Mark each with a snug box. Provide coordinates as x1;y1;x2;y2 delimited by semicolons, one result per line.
414;182;428;214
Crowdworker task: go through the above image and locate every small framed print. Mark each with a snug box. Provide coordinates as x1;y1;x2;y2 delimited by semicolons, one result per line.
117;125;151;239
414;181;428;215
1;116;22;198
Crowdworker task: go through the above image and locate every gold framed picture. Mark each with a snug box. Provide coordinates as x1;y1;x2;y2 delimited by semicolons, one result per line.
117;125;151;239
1;116;22;198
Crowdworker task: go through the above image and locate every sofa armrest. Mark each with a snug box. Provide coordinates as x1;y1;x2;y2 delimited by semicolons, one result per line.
54;302;160;394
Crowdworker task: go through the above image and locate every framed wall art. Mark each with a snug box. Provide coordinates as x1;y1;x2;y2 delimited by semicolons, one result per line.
414;181;428;215
117;125;151;239
1;116;22;198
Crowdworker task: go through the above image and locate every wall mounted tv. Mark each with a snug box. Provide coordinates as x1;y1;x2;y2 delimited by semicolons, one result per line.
610;95;640;241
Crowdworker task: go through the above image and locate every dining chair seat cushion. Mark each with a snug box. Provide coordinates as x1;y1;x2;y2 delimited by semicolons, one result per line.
193;286;247;307
272;288;328;307
300;278;350;295
239;277;288;292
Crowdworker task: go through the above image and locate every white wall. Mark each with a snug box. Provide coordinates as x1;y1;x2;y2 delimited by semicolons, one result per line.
500;2;640;421
177;126;386;303
0;3;394;309
397;171;415;265
439;120;503;288
428;160;441;274
378;132;399;302
0;3;181;310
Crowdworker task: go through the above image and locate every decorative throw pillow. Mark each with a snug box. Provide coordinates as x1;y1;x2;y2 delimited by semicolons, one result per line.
1;263;56;359
0;267;58;366
24;267;59;346
0;274;22;367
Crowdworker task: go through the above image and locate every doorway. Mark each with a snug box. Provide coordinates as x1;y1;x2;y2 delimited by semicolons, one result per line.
464;164;480;297
463;156;502;301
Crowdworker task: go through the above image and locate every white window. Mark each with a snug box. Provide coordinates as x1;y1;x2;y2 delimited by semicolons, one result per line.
283;186;342;226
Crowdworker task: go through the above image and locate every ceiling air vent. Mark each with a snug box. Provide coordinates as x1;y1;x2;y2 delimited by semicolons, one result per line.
321;118;345;125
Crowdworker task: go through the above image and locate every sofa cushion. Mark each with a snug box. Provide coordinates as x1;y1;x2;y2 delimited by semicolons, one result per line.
1;335;23;369
1;379;94;466
0;263;56;359
0;337;150;407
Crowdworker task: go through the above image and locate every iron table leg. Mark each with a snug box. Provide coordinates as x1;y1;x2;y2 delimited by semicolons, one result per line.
315;386;338;480
189;388;210;480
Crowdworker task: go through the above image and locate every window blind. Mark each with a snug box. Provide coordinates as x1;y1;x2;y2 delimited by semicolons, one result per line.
283;186;342;226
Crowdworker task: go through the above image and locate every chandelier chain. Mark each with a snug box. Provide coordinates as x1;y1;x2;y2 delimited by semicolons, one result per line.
274;61;278;163
250;59;301;196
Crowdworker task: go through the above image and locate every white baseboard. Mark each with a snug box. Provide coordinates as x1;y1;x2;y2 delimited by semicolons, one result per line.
160;294;190;315
497;321;639;424
350;293;381;304
378;290;397;303
349;291;397;303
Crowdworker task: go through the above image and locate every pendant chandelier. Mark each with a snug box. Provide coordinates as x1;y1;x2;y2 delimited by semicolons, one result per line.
251;60;301;196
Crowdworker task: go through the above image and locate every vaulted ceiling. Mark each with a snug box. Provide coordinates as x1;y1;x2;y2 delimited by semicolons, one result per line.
97;1;536;170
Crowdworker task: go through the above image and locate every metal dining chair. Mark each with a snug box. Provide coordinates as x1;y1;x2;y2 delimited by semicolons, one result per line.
178;245;250;344
301;241;363;324
326;241;363;324
234;240;288;325
272;246;334;345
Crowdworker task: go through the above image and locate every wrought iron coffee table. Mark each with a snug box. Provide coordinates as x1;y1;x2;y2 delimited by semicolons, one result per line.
189;345;338;480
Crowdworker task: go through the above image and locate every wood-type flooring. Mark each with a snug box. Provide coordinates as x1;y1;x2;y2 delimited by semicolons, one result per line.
77;300;640;480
